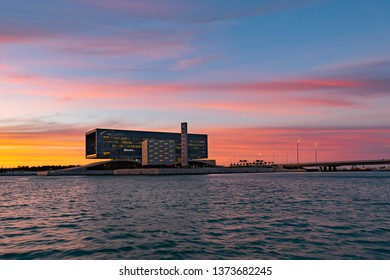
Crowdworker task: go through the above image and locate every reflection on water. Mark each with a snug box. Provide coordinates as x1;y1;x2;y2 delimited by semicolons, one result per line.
0;172;389;259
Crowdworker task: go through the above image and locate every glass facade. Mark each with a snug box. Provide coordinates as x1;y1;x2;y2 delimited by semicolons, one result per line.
85;128;207;162
142;138;176;166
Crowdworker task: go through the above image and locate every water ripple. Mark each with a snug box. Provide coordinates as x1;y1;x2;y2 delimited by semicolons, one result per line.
0;172;389;259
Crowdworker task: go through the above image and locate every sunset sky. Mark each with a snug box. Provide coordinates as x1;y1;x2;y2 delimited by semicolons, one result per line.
1;0;390;167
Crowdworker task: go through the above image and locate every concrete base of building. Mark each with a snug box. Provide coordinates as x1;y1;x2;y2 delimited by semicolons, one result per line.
114;166;276;175
36;166;278;176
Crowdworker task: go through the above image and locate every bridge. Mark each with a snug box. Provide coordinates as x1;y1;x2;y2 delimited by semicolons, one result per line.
282;159;390;171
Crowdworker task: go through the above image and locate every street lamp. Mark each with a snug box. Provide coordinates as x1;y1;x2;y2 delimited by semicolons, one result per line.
314;143;318;164
296;139;300;164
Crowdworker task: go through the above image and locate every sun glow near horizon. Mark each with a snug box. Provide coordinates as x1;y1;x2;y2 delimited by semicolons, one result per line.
1;125;389;168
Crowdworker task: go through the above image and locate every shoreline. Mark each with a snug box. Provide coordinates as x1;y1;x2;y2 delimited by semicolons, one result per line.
1;167;389;176
41;166;279;176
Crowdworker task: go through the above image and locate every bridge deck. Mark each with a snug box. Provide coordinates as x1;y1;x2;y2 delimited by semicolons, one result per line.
283;159;390;168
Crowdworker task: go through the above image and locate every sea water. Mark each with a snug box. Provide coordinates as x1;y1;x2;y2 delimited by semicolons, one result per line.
1;172;389;259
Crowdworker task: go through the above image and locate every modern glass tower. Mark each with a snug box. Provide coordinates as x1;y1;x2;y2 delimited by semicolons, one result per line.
85;127;208;164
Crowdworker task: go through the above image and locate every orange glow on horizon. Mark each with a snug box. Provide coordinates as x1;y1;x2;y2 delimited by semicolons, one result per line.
1;126;389;168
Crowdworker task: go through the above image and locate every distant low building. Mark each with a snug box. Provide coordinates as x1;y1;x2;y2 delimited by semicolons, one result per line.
85;125;208;166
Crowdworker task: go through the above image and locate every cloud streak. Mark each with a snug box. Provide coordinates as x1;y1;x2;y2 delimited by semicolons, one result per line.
172;55;220;70
2;65;388;102
1;60;388;122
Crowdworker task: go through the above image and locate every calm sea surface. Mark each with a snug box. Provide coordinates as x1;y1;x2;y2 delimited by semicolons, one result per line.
1;172;389;259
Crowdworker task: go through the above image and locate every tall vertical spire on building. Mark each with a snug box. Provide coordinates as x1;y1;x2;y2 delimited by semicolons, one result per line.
181;122;188;167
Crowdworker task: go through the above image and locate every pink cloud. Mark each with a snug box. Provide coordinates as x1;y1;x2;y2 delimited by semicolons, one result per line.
186;96;359;114
1;20;191;59
73;78;362;97
0;35;25;43
53;31;190;59
0;25;57;44
0;64;385;116
0;33;36;43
